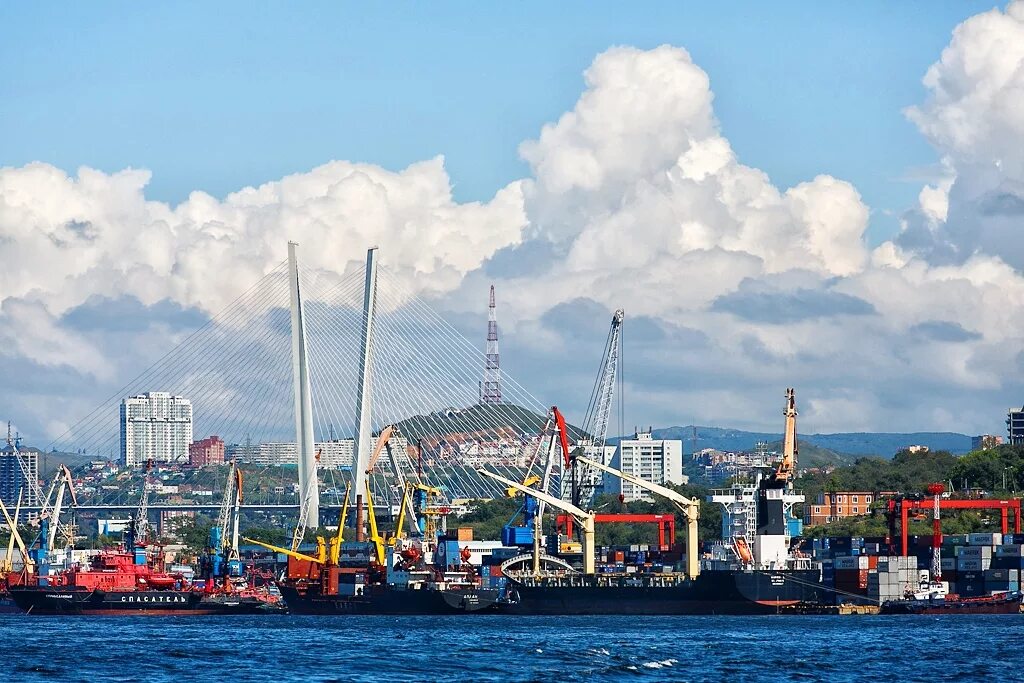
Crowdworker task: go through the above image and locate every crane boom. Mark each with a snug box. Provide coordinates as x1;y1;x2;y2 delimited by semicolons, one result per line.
589;309;623;448
46;465;77;551
0;497;31;569
479;468;595;574
3;493;21;572
574;310;623;506
776;388;798;484
576;454;700;579
242;537;321;564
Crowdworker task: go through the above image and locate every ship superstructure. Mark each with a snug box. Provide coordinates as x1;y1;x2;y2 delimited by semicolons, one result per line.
709;388;807;570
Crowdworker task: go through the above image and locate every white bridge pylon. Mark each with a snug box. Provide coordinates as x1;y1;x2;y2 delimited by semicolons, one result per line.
44;242;587;516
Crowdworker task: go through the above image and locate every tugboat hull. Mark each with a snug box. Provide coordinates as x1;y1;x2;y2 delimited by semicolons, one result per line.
10;586;212;615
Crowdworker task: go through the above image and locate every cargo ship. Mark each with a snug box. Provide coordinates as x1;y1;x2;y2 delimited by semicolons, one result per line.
504;568;827;615
479;392;831;615
278;576;501;615
249;478;503;615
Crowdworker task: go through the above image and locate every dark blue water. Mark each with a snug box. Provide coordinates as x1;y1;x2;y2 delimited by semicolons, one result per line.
2;614;1020;682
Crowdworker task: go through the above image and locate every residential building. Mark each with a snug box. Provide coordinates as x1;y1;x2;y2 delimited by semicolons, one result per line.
605;431;686;502
972;434;1004;451
804;491;897;526
0;442;39;513
120;392;193;467
189;436;225;467
560;443;617;503
224;435;403;469
1008;407;1024;445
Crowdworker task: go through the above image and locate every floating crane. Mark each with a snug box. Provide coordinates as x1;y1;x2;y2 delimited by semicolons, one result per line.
576;454;701;579
572;309;624;507
479;468;595;575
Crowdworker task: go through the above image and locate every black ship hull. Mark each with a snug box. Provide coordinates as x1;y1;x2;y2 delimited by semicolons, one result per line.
278;583;503;615
9;586;280;615
505;569;827;615
0;594;19;614
880;592;1021;615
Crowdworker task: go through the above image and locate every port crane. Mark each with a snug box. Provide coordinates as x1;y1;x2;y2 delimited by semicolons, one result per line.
479;468;596;575
571;309;623;507
0;495;31;574
576;454;701;579
502;407;572;548
7;426;77;553
208;460;244;583
15;464;80;576
773;388;798;485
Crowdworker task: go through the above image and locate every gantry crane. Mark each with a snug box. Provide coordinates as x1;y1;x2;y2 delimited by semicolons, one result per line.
572;309;623;506
576;454;701;579
479;468;595;575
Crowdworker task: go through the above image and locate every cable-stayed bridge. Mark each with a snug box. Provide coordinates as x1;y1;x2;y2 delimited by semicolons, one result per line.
45;244;586;529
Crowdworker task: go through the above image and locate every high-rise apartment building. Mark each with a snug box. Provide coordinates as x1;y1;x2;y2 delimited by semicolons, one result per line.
0;441;39;513
605;431;686;502
1008;407;1024;446
120;392;193;467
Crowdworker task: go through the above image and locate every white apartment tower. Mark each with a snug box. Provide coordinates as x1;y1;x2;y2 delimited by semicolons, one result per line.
606;430;686;502
120;392;193;467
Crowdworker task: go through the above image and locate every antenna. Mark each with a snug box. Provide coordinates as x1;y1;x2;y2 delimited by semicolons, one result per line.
481;285;502;404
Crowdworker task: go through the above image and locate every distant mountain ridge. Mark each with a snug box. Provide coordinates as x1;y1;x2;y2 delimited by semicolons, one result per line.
642;426;973;458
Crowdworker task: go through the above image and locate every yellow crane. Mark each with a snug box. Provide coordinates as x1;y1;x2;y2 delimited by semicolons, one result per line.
478;468;595;575
0;495;32;573
576;455;701;579
246;482;352;566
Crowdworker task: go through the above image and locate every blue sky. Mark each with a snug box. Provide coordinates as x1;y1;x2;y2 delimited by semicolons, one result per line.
0;2;994;244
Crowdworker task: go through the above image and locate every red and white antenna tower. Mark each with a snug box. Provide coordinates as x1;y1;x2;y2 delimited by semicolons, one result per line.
927;482;945;581
481;285;502;404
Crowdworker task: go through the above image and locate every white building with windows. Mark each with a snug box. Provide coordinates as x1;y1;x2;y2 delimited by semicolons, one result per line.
224;435;407;469
605;431;686;502
120;392;193;467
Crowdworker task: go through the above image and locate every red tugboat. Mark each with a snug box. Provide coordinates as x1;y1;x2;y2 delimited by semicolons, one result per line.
8;543;211;615
10;458;282;615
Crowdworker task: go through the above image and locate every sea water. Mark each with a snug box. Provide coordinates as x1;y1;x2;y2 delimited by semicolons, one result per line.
2;614;1019;682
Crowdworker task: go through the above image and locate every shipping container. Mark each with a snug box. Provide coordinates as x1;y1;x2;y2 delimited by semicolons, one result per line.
967;533;1002;546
